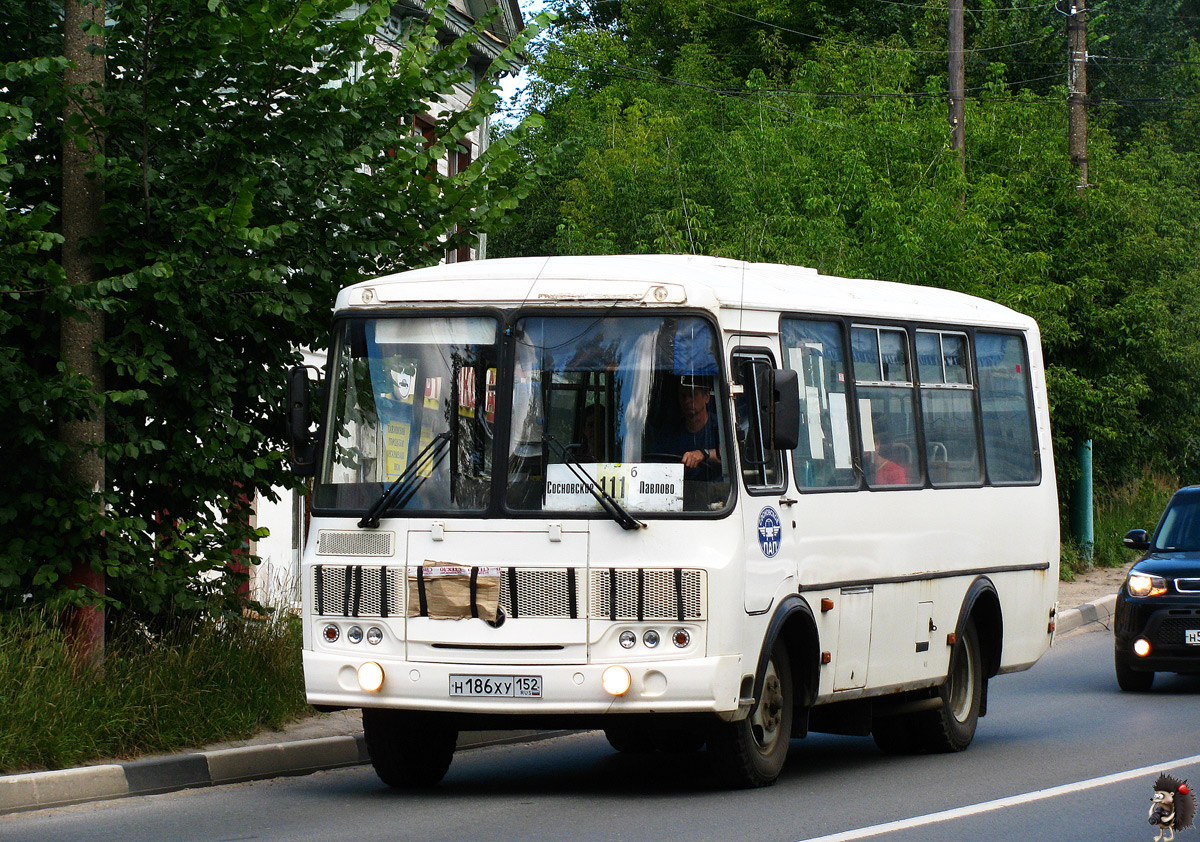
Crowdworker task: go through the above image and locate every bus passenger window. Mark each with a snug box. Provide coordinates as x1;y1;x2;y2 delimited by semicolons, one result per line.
917;330;982;487
781;319;856;490
853;325;923;489
977;332;1040;484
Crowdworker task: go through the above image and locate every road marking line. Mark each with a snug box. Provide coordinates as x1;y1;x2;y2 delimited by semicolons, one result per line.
797;753;1200;842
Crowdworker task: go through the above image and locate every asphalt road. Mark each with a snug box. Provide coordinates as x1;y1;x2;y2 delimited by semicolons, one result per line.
6;627;1199;842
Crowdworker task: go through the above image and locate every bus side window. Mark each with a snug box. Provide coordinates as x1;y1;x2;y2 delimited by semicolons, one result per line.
852;325;923;489
781;319;857;490
917;330;982;487
732;351;785;492
976;332;1040;484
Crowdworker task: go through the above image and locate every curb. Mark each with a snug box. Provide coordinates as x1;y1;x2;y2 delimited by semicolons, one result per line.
2;596;1118;816
1054;593;1117;638
0;730;562;816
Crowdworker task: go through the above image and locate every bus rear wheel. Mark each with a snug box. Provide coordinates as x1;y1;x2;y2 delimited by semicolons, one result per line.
707;642;793;788
362;708;458;787
873;618;983;754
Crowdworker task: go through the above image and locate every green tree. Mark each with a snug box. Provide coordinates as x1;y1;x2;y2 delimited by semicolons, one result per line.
0;0;548;621
494;4;1200;491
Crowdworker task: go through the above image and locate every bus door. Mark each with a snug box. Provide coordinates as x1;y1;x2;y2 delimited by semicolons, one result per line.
731;347;794;613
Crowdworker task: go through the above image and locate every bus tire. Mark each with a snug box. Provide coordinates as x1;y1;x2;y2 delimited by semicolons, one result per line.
874;618;983;754
707;641;793;788
362;708;458;788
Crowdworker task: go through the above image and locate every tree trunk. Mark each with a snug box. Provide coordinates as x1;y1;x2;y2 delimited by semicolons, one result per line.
61;0;107;665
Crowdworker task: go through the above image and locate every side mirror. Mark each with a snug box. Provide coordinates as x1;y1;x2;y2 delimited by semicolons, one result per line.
286;366;317;476
770;368;800;452
1123;529;1150;551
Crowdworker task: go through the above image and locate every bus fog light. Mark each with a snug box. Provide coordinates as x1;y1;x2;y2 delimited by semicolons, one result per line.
602;665;632;696
1133;638;1152;657
322;624;340;643
347;626;364;644
643;630;660;647
619;630;636;649
367;627;383;645
358;662;385;692
672;628;691;648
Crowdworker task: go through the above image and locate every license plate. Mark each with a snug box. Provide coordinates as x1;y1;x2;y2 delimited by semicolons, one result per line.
1186;630;1200;646
449;674;542;698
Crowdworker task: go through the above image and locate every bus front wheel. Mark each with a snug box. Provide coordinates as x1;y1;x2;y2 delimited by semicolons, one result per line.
362;708;458;787
708;641;793;788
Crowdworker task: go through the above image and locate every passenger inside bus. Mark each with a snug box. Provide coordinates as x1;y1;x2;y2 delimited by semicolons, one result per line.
651;375;723;481
575;403;606;463
869;427;911;486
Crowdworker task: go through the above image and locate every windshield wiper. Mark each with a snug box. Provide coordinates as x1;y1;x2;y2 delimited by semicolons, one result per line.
358;432;451;529
543;436;645;531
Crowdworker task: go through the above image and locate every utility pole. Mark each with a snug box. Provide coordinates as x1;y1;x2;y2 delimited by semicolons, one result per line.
61;0;107;665
948;0;966;175
1067;0;1088;192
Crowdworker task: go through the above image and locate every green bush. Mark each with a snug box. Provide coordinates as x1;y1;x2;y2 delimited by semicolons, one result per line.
1061;473;1179;579
0;609;308;773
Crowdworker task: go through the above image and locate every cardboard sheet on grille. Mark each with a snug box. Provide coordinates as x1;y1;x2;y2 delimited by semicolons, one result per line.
407;564;500;622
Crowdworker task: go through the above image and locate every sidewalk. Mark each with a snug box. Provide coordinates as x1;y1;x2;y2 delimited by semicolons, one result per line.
0;593;1116;816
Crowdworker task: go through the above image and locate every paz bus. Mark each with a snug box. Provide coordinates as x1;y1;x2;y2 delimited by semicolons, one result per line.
286;254;1059;789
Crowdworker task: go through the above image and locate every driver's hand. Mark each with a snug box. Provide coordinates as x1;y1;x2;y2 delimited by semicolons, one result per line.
682;449;705;469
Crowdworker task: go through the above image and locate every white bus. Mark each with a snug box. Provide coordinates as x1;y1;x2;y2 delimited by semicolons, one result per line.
287;254;1059;789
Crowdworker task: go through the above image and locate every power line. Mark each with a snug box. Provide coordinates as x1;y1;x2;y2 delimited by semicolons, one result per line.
693;0;1053;55
531;49;1079;183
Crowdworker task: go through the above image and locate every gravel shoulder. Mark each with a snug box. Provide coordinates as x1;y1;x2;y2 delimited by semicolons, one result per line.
1057;561;1133;609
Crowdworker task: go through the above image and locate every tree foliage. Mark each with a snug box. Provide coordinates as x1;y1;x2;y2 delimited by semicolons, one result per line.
493;0;1200;492
1;0;547;617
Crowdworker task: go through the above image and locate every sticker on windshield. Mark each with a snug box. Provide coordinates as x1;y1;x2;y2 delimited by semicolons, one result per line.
545;463;684;513
758;506;782;558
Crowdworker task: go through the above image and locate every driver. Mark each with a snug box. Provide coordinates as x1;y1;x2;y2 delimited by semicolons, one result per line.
653;375;723;480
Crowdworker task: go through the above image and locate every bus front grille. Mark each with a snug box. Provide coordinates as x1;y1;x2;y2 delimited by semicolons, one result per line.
312;565;706;621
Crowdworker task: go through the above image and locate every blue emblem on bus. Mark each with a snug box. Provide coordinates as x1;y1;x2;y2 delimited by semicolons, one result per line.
757;506;781;558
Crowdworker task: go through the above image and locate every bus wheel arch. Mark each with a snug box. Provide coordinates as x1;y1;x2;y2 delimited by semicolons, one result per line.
958;576;1003;715
756;595;820;711
707;596;816;788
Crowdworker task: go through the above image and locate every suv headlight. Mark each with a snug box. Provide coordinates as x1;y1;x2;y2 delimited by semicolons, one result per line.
1127;572;1168;597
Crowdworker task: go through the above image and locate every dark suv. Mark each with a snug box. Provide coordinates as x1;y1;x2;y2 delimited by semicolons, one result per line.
1115;485;1200;691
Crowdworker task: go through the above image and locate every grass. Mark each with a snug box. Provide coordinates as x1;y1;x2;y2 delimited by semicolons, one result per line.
1060;473;1179;581
0;609;310;774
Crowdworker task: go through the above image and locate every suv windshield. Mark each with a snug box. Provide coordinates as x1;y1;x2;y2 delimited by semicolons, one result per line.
313;316;499;513
506;314;731;515
1154;492;1200;552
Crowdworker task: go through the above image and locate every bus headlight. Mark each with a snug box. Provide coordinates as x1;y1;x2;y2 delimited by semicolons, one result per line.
619;630;636;649
602;665;632;696
367;627;383;645
358;662;385;692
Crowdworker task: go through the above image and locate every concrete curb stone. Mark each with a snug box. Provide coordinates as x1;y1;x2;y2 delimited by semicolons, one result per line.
1;596;1118;816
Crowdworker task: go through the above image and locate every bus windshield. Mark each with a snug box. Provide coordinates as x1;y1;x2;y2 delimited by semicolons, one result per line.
312;312;731;517
313;316;500;513
506;314;731;515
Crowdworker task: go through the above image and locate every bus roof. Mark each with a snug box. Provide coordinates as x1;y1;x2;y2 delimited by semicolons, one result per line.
337;255;1035;331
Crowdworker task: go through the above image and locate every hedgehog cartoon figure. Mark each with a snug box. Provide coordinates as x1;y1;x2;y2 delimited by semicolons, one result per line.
1150;773;1197;842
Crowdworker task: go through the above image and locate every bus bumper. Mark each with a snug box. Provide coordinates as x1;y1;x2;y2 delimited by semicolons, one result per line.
303;650;745;716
